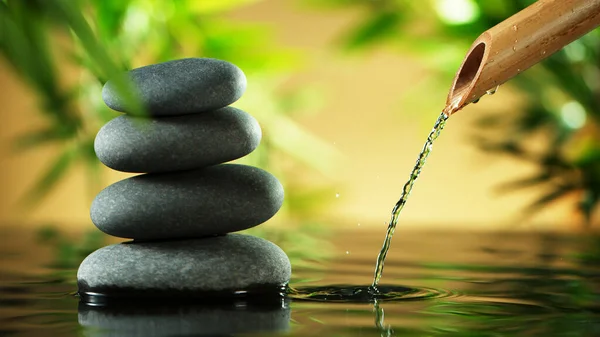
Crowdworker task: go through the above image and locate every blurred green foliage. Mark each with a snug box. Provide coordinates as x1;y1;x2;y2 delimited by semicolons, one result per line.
3;0;600;229
36;225;105;270
1;0;339;264
302;0;600;226
0;0;340;231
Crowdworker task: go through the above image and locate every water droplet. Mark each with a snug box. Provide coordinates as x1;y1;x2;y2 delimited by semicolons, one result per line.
335;193;340;198
512;46;517;52
512;25;518;31
517;68;521;72
541;50;547;55
346;251;350;255
472;97;481;104
486;85;499;95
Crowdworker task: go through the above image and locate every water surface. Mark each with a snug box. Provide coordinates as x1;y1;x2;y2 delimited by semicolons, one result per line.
1;227;599;336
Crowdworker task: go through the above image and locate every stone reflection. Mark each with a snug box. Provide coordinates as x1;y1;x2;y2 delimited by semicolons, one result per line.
78;299;291;336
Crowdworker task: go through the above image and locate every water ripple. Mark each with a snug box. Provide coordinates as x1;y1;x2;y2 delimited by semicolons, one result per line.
288;284;460;303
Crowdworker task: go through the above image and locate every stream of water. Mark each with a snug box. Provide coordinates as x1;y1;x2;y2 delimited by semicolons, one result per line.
371;111;450;288
370;87;501;288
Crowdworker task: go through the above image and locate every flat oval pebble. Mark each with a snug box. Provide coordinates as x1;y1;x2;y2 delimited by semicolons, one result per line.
95;107;261;173
90;164;284;240
77;234;291;293
102;58;246;116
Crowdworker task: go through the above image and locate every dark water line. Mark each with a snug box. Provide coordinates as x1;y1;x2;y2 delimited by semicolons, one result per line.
372;112;450;288
77;284;289;307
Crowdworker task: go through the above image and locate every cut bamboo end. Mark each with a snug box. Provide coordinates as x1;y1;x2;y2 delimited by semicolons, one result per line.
445;38;489;115
445;0;600;116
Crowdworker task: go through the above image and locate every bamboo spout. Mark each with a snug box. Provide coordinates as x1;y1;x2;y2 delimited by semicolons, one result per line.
445;0;600;115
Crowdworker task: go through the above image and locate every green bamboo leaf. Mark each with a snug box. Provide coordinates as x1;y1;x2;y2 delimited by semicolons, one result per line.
495;172;553;194
572;146;600;168
285;185;338;215
543;53;599;113
265;113;344;177
523;185;577;214
476;139;525;157
77;230;106;257
67;50;106;83
79;136;103;200
343;11;403;50
0;4;56;93
0;2;81;128
20;145;79;207
474;113;504;128
301;0;366;8
36;225;61;244
12;127;76;151
578;190;597;226
186;0;261;14
49;0;146;116
92;0;129;41
516;105;556;133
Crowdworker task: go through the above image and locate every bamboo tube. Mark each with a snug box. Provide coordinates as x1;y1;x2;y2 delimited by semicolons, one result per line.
445;0;600;115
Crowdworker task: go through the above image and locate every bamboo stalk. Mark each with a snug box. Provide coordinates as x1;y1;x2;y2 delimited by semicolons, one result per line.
445;0;600;115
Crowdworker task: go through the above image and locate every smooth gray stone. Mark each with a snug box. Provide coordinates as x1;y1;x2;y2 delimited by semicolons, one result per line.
102;58;246;116
90;164;283;240
95;107;261;173
78;301;290;336
77;234;291;292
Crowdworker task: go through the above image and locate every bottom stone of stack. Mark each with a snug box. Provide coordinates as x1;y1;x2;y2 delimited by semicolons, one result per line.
77;234;291;300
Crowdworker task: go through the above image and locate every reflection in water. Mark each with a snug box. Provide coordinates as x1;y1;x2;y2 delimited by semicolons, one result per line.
78;300;290;336
1;229;600;336
374;300;393;337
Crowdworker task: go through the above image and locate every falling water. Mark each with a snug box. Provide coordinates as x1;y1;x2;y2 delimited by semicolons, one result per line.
371;111;450;289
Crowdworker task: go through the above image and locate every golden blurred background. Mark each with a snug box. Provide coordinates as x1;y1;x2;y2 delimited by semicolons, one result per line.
0;0;595;233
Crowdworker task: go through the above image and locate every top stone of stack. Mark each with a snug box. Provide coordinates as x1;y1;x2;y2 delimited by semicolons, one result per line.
102;58;247;116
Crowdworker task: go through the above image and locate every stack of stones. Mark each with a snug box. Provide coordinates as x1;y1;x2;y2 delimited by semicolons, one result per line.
77;58;291;299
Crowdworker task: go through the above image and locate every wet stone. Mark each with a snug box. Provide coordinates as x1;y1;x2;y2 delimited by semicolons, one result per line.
90;164;284;240
77;234;292;294
94;107;261;173
102;58;246;116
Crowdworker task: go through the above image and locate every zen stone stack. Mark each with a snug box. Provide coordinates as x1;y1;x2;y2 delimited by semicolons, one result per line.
77;58;291;298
